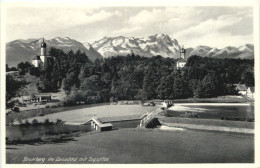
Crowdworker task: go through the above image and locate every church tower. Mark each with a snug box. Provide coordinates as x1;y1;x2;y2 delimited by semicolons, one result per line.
180;45;186;60
40;38;47;69
176;45;187;69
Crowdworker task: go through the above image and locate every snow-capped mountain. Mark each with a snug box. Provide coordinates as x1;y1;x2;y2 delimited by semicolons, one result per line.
186;44;254;59
6;35;254;67
91;34;181;58
6;37;102;66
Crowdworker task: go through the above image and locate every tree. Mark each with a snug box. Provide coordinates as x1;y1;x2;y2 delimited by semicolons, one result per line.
6;75;25;108
17;62;33;75
195;72;219;98
241;71;254;87
29;67;41;77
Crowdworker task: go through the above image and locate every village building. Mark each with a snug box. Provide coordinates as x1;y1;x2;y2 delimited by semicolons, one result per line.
30;93;52;103
84;115;148;132
234;84;247;95
32;38;51;69
247;87;255;99
176;46;187;69
234;84;255;99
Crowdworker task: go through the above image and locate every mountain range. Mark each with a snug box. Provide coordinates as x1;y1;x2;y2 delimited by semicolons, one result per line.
6;34;254;67
6;37;102;66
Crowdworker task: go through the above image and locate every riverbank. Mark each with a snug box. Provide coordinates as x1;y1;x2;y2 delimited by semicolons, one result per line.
159;117;254;134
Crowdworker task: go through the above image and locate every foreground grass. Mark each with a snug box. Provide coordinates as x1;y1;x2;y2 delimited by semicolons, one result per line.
6;128;254;163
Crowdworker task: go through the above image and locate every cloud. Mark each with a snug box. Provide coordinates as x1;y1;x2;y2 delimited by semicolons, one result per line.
5;6;253;48
127;7;195;27
112;26;142;35
7;8;121;27
175;14;242;39
174;14;252;48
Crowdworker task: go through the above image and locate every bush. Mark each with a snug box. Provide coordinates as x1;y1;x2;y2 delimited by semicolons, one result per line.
12;106;20;113
24;119;31;126
43;118;50;125
56;119;64;125
179;112;199;118
32;119;39;126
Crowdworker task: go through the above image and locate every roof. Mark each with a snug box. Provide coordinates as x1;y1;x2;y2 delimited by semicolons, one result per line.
235;84;247;91
85;118;113;127
97;115;143;123
6;71;19;74
32;56;41;61
33;93;52;97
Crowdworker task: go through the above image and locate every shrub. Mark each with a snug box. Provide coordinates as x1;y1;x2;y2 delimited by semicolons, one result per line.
32;119;39;126
24;119;31;126
56;119;64;125
179;112;199;118
43;118;50;125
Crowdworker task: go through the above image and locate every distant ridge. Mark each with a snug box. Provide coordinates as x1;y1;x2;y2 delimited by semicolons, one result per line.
6;35;254;67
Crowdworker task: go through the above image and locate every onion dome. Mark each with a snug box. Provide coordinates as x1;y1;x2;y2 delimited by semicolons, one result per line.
181;45;186;53
41;38;47;48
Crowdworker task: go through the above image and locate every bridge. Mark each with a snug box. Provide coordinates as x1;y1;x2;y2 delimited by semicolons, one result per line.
140;101;173;128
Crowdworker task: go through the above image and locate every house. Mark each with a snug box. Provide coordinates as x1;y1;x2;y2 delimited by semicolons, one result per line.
234;84;247;95
247;87;255;99
84;118;113;132
83;115;147;132
31;93;52;103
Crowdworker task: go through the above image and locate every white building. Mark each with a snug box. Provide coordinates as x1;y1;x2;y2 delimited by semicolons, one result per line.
176;46;187;69
32;38;48;69
247;87;255;99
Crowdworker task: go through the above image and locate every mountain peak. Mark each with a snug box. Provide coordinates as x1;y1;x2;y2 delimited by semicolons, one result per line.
6;37;102;66
91;34;181;58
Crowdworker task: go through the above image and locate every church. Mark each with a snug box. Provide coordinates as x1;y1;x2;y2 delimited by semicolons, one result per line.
176;46;187;69
32;38;50;69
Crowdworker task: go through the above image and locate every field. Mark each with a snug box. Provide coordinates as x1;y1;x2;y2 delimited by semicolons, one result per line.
18;105;158;124
6;128;254;163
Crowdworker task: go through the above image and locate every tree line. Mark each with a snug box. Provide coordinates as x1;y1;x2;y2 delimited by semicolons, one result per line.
8;47;254;106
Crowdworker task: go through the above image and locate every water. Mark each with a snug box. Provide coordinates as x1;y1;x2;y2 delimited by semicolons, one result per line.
163;104;254;120
6;103;254;143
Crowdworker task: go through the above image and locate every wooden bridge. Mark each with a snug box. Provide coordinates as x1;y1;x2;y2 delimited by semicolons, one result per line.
140;101;173;128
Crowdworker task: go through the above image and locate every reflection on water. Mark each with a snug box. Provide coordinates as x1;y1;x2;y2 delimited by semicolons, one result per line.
169;106;209;112
164;105;254;120
159;125;186;131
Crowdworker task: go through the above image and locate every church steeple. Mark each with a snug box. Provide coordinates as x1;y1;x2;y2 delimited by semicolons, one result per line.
41;38;46;48
40;37;47;69
180;45;186;60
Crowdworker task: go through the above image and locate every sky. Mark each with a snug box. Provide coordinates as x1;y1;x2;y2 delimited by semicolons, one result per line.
6;6;253;48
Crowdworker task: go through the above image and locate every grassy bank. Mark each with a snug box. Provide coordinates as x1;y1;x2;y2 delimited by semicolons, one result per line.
6;128;254;163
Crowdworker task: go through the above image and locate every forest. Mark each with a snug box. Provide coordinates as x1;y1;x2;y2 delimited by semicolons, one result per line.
8;47;254;106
